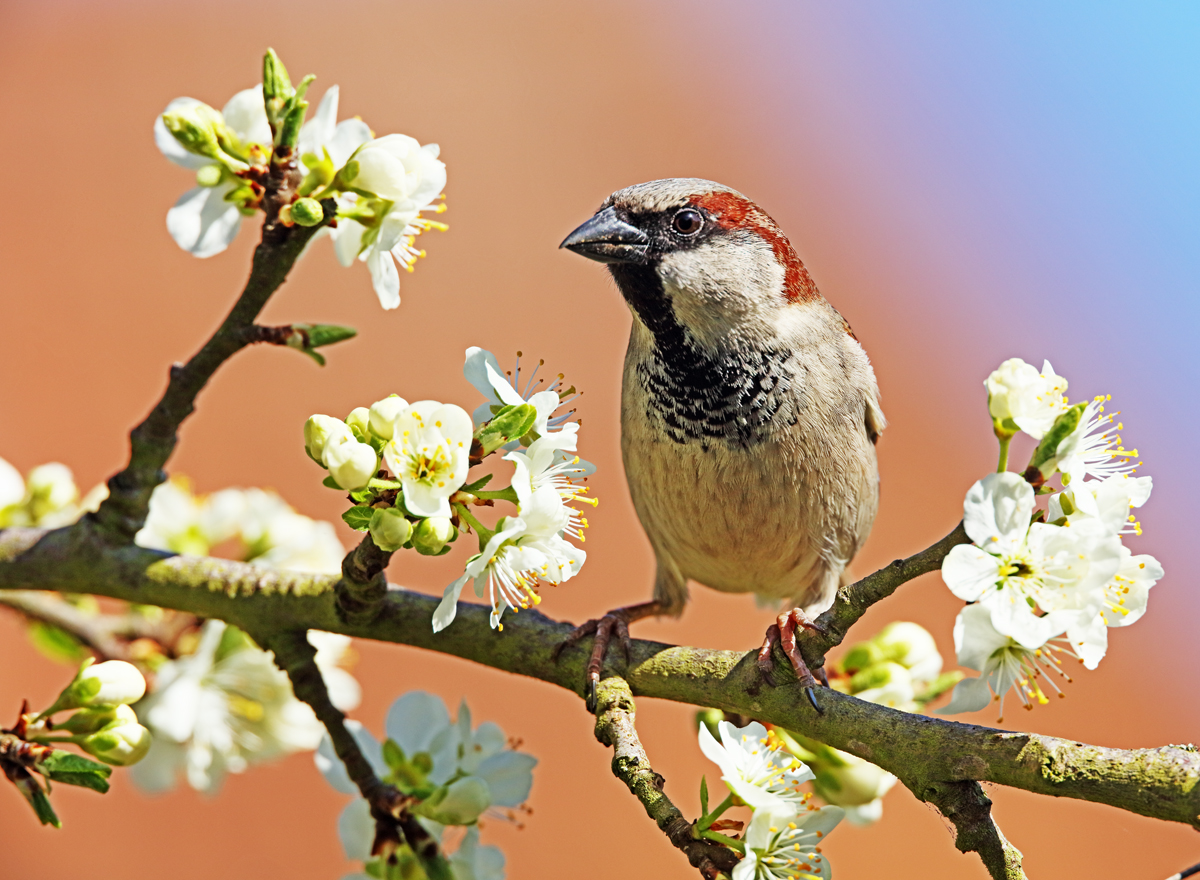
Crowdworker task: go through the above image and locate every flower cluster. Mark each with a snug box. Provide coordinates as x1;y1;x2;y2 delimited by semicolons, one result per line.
696;720;843;879
6;660;152;827
135;477;348;574
305;346;594;632
773;622;955;826
316;691;535;880
155;49;447;309
132;622;359;794
940;358;1162;721
0;458;106;529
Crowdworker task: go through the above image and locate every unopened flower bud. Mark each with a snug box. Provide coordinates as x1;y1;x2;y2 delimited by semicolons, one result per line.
848;661;914;708
840;641;883;675
811;750;896;810
345;407;371;440
291;197;324;226
370;507;413;552
79;710;152;767
52;660;147;715
873;622;942;682
195;165;224;187
421;776;490;826
25;463;78;522
368;395;409;440
305;415;353;464
323;437;378;491
56;702;135;736
411;516;455;555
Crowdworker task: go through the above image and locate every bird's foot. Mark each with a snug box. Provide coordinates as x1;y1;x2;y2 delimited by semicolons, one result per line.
553;601;665;712
756;608;829;713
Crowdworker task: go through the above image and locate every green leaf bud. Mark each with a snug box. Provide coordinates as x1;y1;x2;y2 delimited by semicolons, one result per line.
476;404;538;455
1029;401;1086;477
418;777;490;826
370;507;413;552
840;642;883;675
290;197;324;226
78;712;152;767
412;517;455;555
195;164;224;187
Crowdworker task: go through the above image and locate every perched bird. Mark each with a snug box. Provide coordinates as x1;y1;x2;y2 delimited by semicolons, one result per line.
557;178;885;710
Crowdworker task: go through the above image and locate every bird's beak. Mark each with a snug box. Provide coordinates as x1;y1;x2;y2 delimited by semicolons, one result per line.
559;206;649;264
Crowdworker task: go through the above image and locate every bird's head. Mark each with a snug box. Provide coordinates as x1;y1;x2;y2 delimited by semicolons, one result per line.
560;178;823;346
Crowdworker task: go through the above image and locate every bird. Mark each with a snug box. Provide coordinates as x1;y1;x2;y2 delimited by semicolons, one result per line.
556;178;885;712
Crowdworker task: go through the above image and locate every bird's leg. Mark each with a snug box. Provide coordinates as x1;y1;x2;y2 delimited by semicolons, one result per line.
553;601;667;713
756;608;828;713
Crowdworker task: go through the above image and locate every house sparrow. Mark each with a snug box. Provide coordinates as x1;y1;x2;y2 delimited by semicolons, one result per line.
557;178;885;711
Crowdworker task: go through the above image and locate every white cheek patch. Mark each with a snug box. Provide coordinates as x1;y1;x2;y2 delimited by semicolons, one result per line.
655;236;786;349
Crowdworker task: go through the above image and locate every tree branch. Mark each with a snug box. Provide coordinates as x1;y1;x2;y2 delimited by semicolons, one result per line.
2;523;1198;836
267;630;450;879
593;676;739;879
89;200;334;544
909;778;1027;879
0;590;197;663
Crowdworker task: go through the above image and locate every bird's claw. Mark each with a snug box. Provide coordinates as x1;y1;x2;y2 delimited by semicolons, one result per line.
756;608;828;714
555;612;633;713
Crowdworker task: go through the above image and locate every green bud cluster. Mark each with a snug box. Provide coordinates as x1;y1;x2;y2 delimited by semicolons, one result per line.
262;48;315;149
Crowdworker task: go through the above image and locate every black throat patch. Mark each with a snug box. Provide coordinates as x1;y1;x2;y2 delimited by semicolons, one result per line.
609;264;799;448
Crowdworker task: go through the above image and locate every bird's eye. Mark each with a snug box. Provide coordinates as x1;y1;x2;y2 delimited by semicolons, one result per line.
671;209;704;236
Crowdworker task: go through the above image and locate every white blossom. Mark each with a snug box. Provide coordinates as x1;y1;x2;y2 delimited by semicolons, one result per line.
382;400;473;518
296;86;372;183
463;347;577;435
698;720;814;813
985;358;1068;439
323;434;379;491
1043;396;1140;485
1048;473;1152;537
317;691;532;878
154;88;270;258
808;753;896;827
941;472;1122;648
132;622;358;794
939;604;1080;721
331;134;447;309
732;806;843;880
0;456;24;517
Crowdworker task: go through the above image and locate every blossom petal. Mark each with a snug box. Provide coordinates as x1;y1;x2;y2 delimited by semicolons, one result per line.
937;675;994;714
477;750;537;807
328;119;373;169
433;575;469;632
367;247;401;310
221;86;271;146
298;86;339;158
962;472;1034;553
941;544;1001;602
331;217;366;267
166;185;243;258
338;798;374;861
385;691;451;756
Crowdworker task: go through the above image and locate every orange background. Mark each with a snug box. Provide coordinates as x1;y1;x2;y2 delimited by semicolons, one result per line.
1;2;1197;878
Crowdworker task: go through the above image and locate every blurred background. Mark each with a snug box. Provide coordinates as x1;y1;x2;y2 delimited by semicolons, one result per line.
2;1;1198;877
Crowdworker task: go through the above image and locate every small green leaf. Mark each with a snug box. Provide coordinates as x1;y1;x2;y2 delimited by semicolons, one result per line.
27;622;89;665
38;752;112;794
381;738;406;771
1028;402;1086;475
304;324;358;348
699;775;709;817
476;403;538;455
460;473;494;493
348;487;375;504
341;506;374;531
322;476;341;490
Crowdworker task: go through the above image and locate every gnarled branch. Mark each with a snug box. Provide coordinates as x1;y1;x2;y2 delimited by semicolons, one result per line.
593;676;739;879
1;522;1197;839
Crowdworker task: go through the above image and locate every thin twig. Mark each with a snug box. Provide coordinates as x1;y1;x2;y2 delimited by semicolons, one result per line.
593;676;739;879
909;778;1027;879
267;630;450;880
0;590;197;663
89;200;333;544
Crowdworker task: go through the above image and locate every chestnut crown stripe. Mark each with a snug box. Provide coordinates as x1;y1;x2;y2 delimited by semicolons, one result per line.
690;191;820;304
